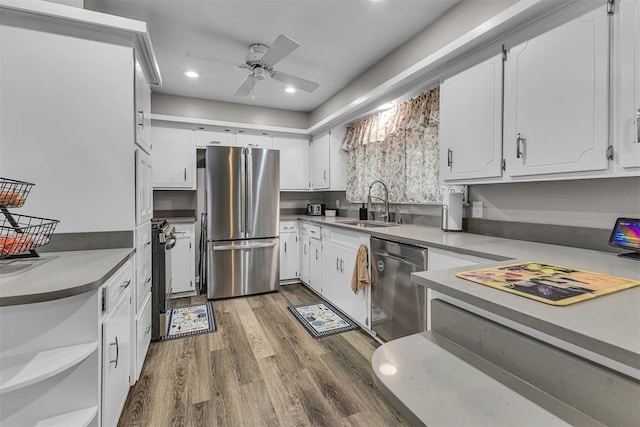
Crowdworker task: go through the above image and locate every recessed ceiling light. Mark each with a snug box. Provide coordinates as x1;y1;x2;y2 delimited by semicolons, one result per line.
285;87;296;94
184;70;199;78
378;101;394;110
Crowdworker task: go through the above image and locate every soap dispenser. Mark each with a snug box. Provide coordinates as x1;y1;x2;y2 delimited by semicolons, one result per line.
359;203;368;220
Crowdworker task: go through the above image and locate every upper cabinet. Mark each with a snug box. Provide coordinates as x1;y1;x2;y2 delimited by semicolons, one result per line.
195;129;235;148
272;136;310;190
503;6;610;177
440;54;503;182
236;133;272;149
615;0;640;170
151;126;196;190
328;126;348;191
134;56;152;154
310;132;330;189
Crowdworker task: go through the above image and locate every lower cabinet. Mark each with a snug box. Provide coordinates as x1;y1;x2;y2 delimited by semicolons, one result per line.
102;287;131;427
321;228;370;329
309;236;323;294
280;221;299;281
134;293;152;380
170;222;196;295
300;232;311;285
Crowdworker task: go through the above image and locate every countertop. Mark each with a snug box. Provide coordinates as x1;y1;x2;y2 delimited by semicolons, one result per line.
0;248;134;306
283;215;640;370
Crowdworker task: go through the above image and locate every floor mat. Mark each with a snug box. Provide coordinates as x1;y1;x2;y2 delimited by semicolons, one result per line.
288;301;359;338
163;302;216;340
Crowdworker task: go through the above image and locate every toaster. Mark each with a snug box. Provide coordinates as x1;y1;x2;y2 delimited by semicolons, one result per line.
306;203;325;216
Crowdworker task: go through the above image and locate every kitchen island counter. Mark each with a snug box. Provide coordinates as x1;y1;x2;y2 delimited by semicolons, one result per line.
0;248;134;306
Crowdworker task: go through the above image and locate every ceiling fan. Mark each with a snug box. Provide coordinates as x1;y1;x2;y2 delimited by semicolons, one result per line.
187;34;319;97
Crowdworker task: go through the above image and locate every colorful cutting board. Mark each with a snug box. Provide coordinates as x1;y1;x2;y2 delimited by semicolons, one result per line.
456;262;640;306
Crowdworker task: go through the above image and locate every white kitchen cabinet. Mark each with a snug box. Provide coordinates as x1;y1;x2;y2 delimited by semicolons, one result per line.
102;285;131;427
310;132;330;189
135;148;153;225
272;136;310;190
135;55;151;154
170;222;196;295
309;236;322;294
280;221;299;281
503;6;610;177
440;54;503;182
615;0;640;170
427;247;489;271
151;126;196;189
134;293;152;383
300;231;311;285
236;133;273;149
328;126;348;191
320;228;370;328
195;129;236;148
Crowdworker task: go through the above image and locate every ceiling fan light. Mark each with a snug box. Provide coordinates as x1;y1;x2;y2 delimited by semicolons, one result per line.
285;87;296;94
184;70;199;78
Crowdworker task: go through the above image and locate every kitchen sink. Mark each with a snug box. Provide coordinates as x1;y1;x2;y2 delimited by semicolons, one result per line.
339;221;398;228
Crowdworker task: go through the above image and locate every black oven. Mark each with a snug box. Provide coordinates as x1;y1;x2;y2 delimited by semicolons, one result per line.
151;219;176;341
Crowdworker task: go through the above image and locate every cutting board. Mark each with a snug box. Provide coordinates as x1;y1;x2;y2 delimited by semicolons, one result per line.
456;262;640;306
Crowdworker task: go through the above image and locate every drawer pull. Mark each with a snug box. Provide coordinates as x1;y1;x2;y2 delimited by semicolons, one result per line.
120;279;131;289
144;277;152;284
144;241;151;246
109;337;119;368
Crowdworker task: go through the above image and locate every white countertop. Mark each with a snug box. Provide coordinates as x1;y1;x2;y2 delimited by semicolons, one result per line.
0;249;134;306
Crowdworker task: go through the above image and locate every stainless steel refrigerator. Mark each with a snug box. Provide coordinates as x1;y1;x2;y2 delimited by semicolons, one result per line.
206;146;280;299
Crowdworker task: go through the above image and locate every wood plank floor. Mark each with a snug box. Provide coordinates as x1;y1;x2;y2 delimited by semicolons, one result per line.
119;284;409;427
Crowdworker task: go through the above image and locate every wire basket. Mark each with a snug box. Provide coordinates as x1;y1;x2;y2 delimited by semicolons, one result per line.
0;213;59;258
0;177;35;208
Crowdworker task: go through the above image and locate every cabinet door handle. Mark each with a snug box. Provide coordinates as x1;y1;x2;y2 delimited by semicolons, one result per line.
284;242;287;253
303;244;307;254
516;134;525;159
144;325;151;334
340;258;344;273
110;336;119;368
636;109;640;143
336;257;340;271
145;277;151;284
315;249;319;260
323;170;327;181
144;241;151;246
120;279;131;289
138;109;144;129
184;168;187;181
447;148;453;167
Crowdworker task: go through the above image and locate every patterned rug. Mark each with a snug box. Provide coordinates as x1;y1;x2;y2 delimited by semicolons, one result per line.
163;302;216;340
288;301;359;338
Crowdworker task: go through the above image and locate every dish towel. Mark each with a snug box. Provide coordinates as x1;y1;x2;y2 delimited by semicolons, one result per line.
351;244;370;294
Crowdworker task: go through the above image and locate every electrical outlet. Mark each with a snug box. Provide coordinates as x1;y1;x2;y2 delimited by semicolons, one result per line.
472;201;483;218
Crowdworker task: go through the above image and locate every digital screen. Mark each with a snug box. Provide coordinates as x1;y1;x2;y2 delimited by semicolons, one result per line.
609;218;640;251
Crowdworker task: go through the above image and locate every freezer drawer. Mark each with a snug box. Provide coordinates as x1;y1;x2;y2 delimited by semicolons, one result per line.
207;238;280;299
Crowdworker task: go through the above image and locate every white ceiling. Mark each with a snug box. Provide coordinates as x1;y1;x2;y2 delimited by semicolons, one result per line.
98;0;460;112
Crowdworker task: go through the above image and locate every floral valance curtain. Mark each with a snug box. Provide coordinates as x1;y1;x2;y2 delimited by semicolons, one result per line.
342;87;441;203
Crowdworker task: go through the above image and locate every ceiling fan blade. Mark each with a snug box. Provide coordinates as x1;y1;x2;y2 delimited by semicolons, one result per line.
186;50;242;68
271;71;319;93
260;34;299;67
233;74;254;96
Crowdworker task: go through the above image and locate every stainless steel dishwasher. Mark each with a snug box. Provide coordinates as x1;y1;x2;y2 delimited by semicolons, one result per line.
370;237;427;341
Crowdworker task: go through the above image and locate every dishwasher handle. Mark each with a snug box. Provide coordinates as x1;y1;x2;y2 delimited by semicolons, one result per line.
374;251;421;268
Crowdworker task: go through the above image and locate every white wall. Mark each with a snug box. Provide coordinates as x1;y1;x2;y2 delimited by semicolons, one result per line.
468;178;640;229
0;23;135;233
151;93;310;130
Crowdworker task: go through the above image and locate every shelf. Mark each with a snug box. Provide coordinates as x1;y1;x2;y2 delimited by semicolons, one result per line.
34;406;98;427
0;342;98;394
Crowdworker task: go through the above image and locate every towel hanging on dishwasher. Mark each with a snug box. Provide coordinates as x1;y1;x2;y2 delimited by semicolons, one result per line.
351;244;370;294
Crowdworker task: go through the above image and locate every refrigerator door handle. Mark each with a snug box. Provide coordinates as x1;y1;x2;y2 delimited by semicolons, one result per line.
240;147;246;236
246;148;253;236
212;241;277;251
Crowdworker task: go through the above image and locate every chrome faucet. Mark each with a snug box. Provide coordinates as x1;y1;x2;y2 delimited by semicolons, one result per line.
368;180;390;222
